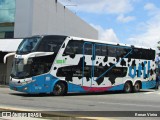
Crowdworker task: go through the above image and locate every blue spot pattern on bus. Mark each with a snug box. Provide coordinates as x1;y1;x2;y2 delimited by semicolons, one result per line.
68;83;85;93
141;80;156;89
129;61;151;79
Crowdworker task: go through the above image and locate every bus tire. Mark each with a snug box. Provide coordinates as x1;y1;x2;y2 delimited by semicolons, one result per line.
53;82;67;96
133;82;141;92
123;82;132;93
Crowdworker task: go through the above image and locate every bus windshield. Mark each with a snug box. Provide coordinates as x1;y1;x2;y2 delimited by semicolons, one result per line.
16;37;41;55
11;58;31;79
11;56;54;79
12;35;67;79
16;36;67;55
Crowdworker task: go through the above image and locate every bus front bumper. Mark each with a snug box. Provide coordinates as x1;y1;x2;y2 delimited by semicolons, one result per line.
9;82;32;93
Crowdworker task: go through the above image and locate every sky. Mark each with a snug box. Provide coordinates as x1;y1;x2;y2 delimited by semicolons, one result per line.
0;0;160;49
59;0;160;49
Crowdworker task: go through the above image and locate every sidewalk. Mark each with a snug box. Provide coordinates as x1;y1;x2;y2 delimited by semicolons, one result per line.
0;84;9;88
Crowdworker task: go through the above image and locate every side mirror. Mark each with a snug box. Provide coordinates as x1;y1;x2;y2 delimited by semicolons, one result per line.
23;52;54;64
4;53;15;64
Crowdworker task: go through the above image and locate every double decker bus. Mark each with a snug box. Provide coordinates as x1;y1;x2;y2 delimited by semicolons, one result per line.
8;35;156;95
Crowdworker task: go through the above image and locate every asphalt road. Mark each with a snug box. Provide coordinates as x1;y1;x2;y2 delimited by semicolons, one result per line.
0;87;160;119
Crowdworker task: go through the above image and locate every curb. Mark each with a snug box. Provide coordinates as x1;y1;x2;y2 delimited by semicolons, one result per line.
0;85;9;88
0;107;85;119
0;107;117;120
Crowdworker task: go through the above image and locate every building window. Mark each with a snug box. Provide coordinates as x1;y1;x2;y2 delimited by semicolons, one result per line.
0;0;15;38
0;23;14;38
5;31;14;38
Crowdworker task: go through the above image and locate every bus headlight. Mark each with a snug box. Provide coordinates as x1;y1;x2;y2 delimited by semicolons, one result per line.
23;87;28;91
26;80;35;84
26;80;32;84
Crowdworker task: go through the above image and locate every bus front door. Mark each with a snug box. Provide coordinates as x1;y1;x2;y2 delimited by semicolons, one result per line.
82;42;94;90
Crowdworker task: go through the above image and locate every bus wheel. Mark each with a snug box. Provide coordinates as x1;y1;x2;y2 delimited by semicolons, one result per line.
53;82;67;96
133;82;141;92
123;82;132;93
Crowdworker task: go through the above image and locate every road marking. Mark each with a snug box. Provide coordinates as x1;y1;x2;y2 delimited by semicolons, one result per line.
144;92;155;94
98;101;160;108
143;91;160;95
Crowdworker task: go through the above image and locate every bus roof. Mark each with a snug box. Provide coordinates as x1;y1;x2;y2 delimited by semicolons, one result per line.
28;35;155;50
69;36;155;50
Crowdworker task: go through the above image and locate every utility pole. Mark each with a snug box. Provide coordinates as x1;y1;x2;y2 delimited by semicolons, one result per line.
157;41;160;57
157;41;160;50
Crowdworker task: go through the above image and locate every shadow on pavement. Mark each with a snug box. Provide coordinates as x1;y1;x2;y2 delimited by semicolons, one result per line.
67;90;152;96
9;89;153;97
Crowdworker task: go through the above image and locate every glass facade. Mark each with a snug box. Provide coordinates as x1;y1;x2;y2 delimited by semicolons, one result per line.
0;0;15;38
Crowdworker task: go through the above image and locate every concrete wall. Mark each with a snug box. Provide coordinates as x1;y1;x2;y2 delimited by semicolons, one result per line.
0;56;13;84
6;56;14;84
14;0;98;39
14;0;33;38
0;63;7;84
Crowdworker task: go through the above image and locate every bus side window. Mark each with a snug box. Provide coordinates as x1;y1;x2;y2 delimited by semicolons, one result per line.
76;41;83;54
137;49;141;59
140;49;145;59
84;44;92;55
64;41;75;55
149;50;155;60
63;40;83;55
131;48;140;59
116;48;121;57
125;48;132;58
140;49;155;60
95;45;101;56
38;36;64;53
116;48;127;58
102;46;108;56
108;46;116;57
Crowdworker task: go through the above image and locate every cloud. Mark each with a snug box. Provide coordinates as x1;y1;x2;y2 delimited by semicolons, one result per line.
0;0;15;23
117;14;135;23
144;2;159;16
127;3;160;49
59;0;134;15
59;0;136;23
91;24;119;43
144;3;156;11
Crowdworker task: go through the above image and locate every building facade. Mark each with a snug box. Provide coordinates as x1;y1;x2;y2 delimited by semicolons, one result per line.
0;0;98;84
0;22;14;38
14;0;98;39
